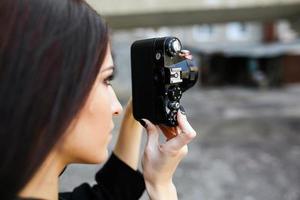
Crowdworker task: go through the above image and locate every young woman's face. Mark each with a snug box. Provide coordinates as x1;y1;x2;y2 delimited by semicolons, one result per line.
60;46;123;164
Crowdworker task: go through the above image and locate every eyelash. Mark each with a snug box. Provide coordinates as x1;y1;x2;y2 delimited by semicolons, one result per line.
104;74;115;86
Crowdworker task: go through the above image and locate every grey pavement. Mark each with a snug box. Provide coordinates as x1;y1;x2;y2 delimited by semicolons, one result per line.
60;85;300;200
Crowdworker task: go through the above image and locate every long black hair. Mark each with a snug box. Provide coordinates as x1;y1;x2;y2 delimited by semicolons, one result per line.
0;0;109;199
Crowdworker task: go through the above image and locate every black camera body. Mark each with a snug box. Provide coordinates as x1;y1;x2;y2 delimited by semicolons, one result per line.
131;37;198;126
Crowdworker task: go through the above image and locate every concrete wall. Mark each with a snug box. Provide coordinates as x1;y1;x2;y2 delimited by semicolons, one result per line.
85;0;300;29
87;0;300;15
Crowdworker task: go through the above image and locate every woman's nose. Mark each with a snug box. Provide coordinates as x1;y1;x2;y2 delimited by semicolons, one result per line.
110;88;123;116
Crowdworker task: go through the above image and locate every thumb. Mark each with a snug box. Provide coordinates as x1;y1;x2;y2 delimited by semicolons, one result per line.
164;112;197;151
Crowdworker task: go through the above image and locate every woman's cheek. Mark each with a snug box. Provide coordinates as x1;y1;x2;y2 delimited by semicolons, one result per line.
78;84;112;163
90;84;112;130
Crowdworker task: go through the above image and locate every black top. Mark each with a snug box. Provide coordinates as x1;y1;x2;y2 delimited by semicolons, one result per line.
20;153;146;200
59;153;145;200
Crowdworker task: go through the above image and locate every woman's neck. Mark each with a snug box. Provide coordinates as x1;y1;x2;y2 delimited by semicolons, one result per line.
19;150;66;200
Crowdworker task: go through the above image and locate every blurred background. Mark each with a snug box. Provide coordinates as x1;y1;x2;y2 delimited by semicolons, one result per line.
60;0;300;199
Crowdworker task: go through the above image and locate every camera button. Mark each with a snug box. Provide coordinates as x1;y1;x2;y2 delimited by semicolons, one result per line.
168;102;180;110
155;52;162;60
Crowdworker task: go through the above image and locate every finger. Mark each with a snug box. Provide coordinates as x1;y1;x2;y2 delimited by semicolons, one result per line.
127;96;132;103
141;119;159;147
163;112;197;151
179;50;193;60
177;111;196;140
124;97;133;114
163;129;196;151
179;105;186;115
185;54;193;60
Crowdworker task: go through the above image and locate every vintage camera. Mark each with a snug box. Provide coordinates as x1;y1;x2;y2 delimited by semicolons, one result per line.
131;37;198;126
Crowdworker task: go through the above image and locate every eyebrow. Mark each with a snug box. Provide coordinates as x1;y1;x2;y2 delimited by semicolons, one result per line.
101;65;115;73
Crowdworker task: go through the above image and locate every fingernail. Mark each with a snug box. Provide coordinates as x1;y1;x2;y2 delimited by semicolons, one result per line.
180;110;186;115
139;119;148;128
179;106;186;115
180;49;190;54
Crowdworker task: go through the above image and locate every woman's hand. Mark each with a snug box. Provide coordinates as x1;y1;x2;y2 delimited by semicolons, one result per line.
141;111;197;200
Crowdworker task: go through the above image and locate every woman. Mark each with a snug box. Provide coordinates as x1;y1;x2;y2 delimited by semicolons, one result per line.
0;0;197;199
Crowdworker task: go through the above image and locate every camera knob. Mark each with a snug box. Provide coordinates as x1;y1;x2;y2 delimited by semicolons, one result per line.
167;87;182;101
167;110;178;126
166;38;182;56
168;101;180;110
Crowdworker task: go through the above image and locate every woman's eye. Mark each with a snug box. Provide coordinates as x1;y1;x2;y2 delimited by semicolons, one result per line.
104;74;114;86
105;80;112;86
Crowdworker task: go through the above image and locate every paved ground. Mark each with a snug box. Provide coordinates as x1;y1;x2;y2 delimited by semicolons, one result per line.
60;85;300;200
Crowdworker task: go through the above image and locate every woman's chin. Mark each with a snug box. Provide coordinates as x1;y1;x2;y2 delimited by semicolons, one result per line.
73;149;109;164
97;150;109;163
90;150;109;164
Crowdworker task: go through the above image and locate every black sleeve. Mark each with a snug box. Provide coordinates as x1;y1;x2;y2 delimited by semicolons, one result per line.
59;153;145;200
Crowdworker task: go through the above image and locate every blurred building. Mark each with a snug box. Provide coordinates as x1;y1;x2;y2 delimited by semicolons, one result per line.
85;0;300;95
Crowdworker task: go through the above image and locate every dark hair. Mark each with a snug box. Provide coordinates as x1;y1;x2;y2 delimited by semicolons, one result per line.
0;0;109;199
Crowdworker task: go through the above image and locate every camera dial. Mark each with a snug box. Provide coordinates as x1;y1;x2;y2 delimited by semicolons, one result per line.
168;101;180;110
166;38;182;56
167;86;182;101
167;110;178;126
